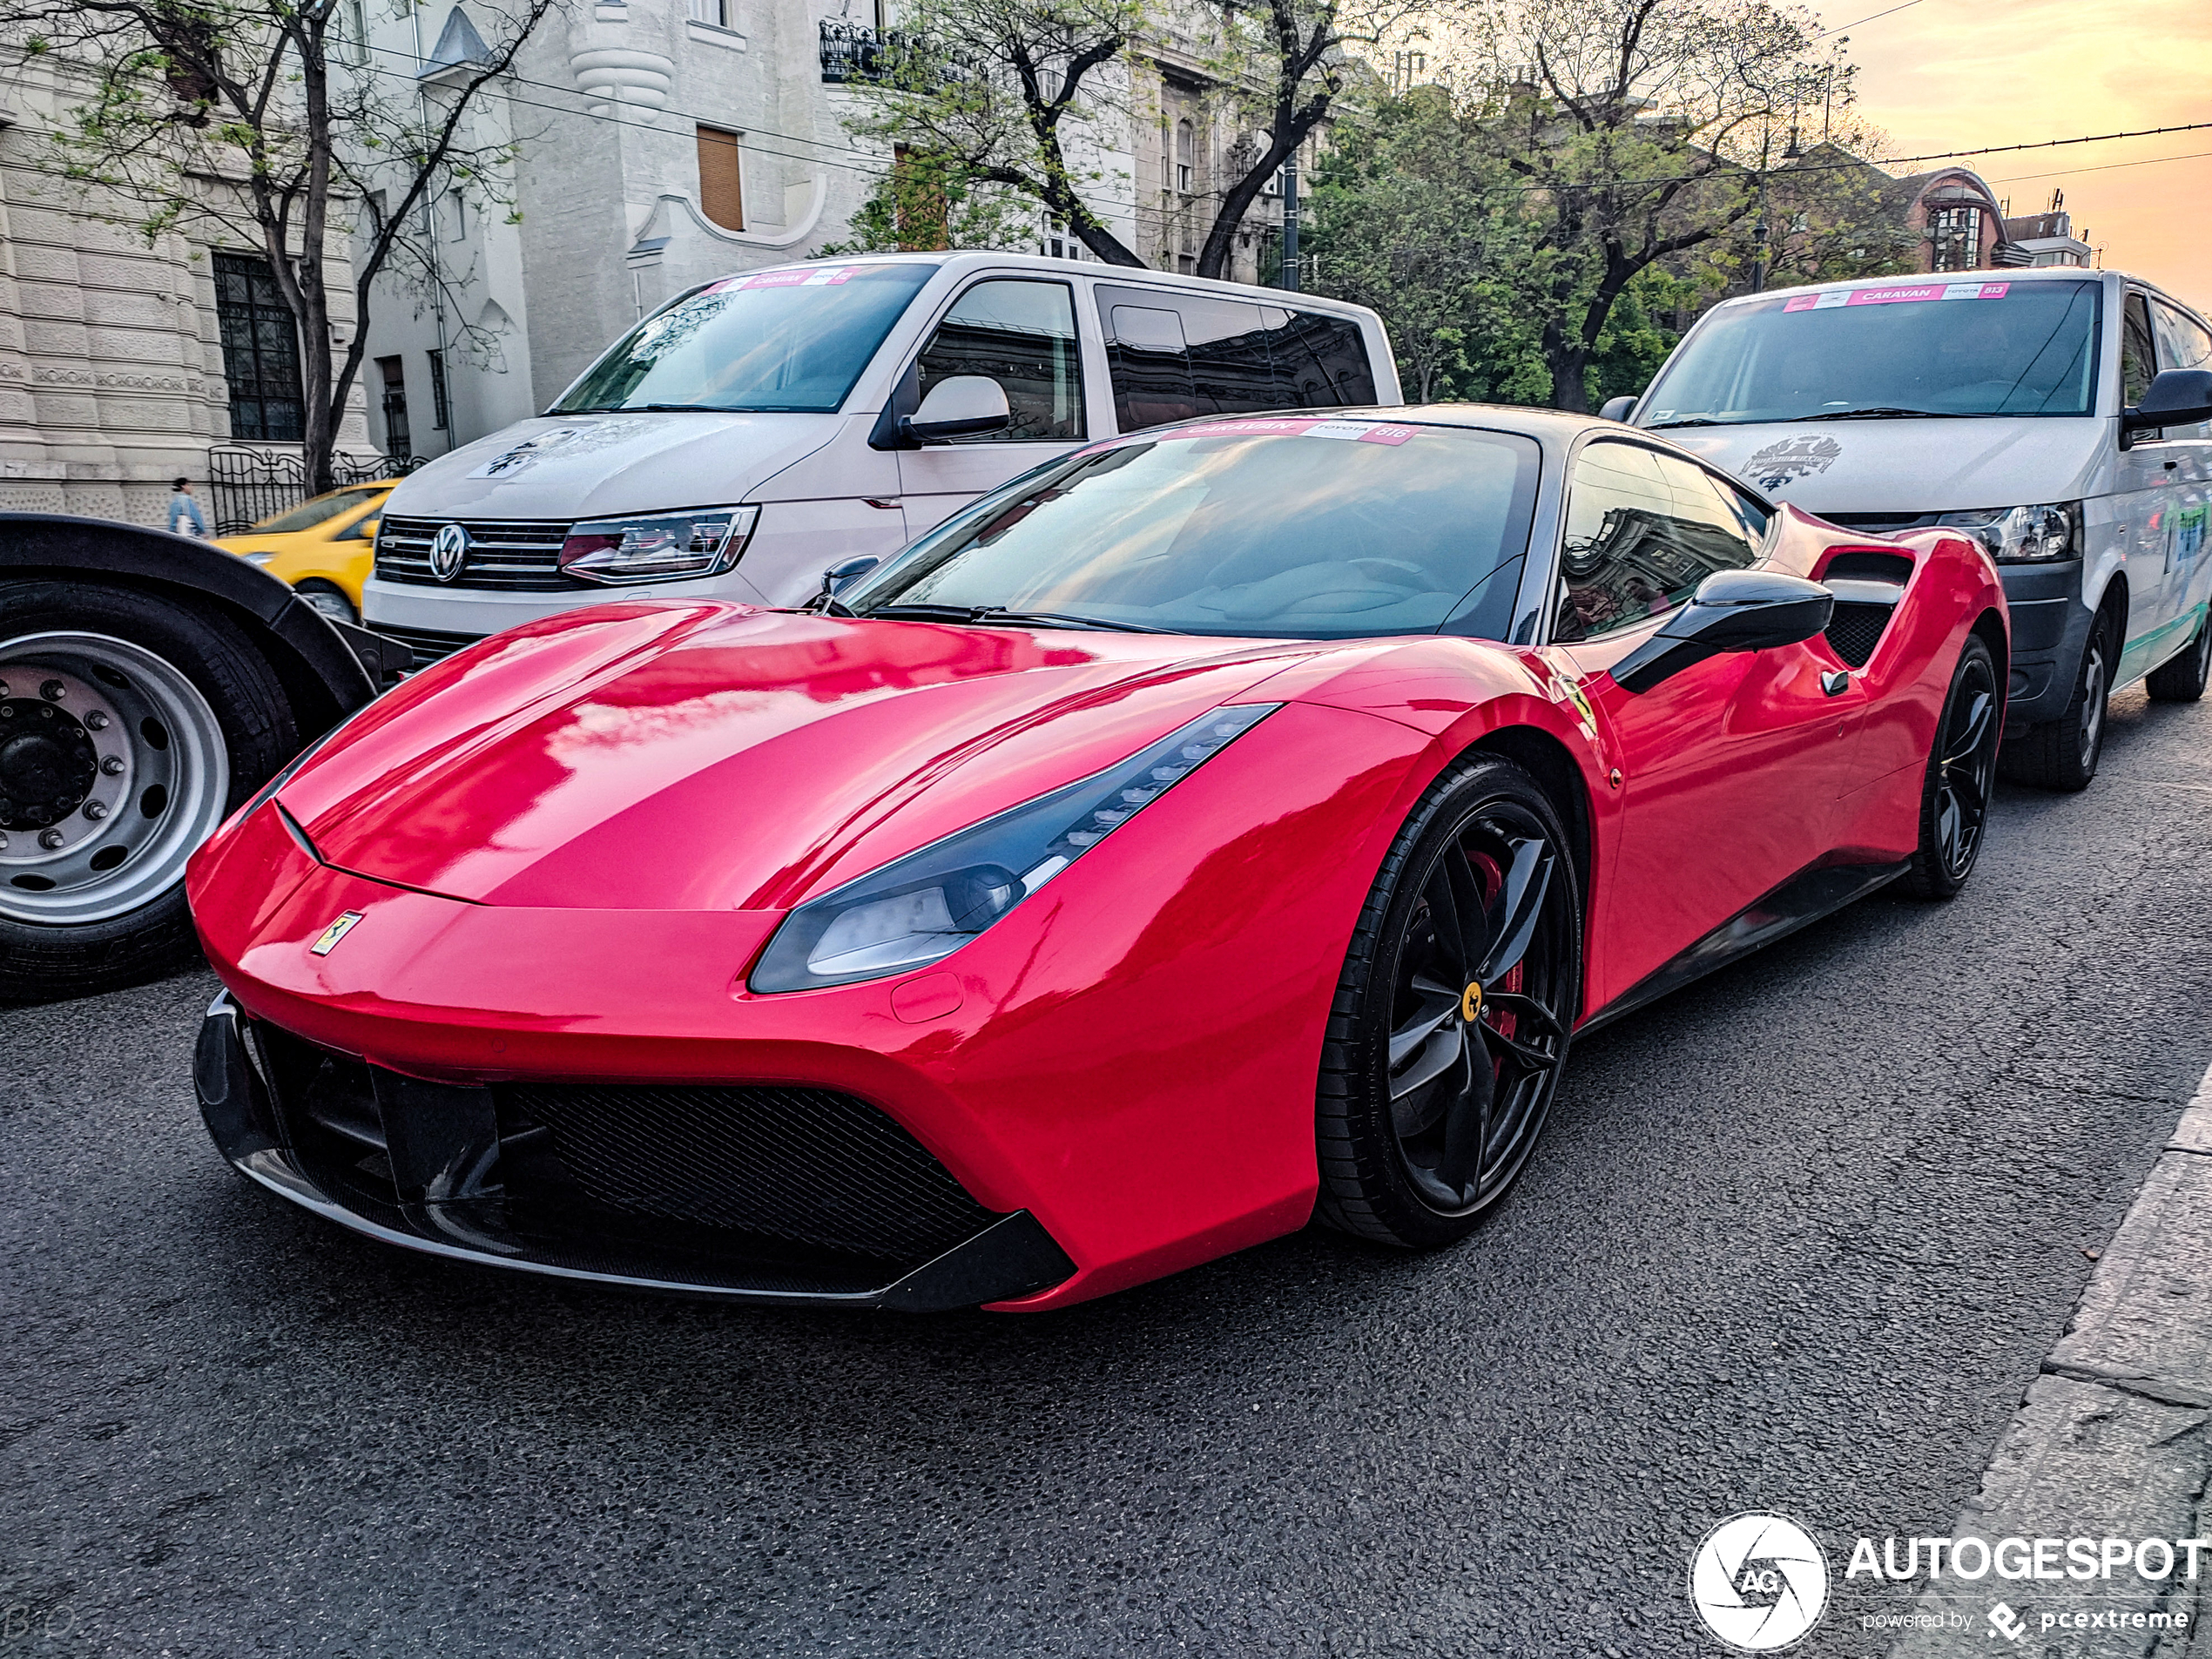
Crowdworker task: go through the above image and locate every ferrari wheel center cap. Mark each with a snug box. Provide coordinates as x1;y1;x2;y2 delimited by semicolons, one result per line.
1461;981;1484;1022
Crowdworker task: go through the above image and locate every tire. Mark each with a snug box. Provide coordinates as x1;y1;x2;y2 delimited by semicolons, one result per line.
1315;753;1583;1250
294;581;358;626
1905;635;2000;900
0;580;297;1004
2145;613;2211;703
1999;606;2113;792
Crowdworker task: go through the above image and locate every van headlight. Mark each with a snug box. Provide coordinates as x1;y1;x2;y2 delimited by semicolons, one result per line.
1937;502;2080;563
749;705;1278;992
558;504;759;583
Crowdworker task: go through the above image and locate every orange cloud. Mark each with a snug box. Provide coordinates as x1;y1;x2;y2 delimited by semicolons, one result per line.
1843;0;2212;311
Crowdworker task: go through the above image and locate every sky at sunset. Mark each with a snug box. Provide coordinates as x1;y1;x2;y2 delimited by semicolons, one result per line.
1838;0;2212;312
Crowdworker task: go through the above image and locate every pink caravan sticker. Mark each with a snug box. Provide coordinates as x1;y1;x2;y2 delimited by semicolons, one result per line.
1784;280;2010;313
704;266;860;293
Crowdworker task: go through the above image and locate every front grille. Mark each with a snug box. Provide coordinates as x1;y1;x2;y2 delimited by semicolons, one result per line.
509;1082;995;1264
373;623;482;670
1825;602;1892;668
245;1023;997;1277
375;515;588;591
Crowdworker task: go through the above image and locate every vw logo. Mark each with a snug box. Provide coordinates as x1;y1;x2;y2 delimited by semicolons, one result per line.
428;523;470;582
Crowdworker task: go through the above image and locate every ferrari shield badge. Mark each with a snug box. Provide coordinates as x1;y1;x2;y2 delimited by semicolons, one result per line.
309;911;364;956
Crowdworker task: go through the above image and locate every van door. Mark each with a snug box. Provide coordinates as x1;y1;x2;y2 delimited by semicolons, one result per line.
2148;297;2212;659
894;276;1092;536
2115;289;2181;679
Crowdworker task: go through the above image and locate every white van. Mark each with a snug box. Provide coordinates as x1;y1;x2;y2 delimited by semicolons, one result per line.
365;253;1399;665
1608;268;2212;788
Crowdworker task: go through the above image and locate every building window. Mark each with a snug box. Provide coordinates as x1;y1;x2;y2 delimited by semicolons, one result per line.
686;0;732;24
1929;204;1983;273
427;348;451;431
697;125;745;231
377;355;412;460
1175;120;1194;195
213;252;305;442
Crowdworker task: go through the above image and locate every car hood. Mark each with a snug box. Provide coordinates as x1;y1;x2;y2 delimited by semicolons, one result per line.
378;412;845;522
273;604;1315;911
1658;416;2105;515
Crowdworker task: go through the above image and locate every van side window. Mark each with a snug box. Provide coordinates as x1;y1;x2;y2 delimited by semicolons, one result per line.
916;279;1084;442
1555;442;1761;644
2151;300;2212;372
1096;285;1379;433
2121;292;2159;407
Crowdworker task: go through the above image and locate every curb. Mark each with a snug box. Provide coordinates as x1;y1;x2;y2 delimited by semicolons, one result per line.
1892;1064;2212;1657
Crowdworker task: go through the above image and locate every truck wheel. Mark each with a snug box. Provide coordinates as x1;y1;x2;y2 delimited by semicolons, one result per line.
2145;614;2211;703
0;580;295;1003
1999;609;2112;792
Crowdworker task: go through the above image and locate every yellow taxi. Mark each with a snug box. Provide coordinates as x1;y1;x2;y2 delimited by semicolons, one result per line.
213;481;397;624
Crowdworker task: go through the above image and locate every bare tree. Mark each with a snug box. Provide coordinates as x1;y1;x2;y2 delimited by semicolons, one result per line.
3;0;559;489
1453;0;1873;409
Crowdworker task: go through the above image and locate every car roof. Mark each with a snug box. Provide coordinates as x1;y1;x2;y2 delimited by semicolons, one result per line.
704;250;1381;318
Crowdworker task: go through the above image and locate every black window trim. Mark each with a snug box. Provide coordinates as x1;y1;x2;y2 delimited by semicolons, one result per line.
1540;431;1780;649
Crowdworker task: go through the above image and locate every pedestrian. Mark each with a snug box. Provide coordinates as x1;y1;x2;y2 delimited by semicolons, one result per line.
167;477;208;538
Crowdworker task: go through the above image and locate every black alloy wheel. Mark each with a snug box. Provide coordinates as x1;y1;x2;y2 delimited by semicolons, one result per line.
1906;634;2000;899
1317;756;1582;1250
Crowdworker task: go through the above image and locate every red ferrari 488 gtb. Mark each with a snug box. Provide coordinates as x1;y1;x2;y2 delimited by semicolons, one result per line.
188;408;2006;1311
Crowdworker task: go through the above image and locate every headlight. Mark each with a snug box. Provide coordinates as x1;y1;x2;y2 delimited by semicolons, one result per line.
750;704;1278;993
557;504;759;584
1936;502;2080;563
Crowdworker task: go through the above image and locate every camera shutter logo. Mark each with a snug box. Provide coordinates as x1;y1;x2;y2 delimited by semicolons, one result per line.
1689;1512;1829;1651
429;523;471;583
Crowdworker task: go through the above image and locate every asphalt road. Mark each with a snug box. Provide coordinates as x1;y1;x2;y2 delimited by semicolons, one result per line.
6;686;2211;1659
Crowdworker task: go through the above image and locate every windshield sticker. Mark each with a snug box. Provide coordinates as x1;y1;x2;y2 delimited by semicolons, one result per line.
713;266;859;293
1747;435;1844;491
1157;416;1418;446
1785;280;2010;313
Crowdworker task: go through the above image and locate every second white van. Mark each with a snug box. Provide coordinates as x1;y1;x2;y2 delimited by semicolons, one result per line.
365;253;1399;667
1609;267;2212;788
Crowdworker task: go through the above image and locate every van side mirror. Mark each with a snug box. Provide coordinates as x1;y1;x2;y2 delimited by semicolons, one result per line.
900;375;1010;446
2122;368;2212;440
1609;569;1835;694
1598;395;1637;422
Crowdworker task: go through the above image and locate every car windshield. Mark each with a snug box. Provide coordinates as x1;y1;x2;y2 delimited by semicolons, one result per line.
248;486;388;533
550;262;934;415
1641;279;2102;425
847;418;1542;640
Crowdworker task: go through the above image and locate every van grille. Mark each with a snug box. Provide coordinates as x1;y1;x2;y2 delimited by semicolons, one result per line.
372;623;482;671
374;516;589;591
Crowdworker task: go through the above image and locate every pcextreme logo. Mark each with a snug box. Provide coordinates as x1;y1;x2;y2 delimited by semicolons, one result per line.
1689;1512;1830;1651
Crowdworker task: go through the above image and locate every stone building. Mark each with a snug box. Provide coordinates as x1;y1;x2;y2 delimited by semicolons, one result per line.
0;59;368;525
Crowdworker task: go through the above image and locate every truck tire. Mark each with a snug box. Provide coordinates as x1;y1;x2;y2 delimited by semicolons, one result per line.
1999;607;2112;792
0;579;297;1003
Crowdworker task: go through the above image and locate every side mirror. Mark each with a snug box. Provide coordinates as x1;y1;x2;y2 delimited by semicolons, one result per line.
1598;395;1637;423
819;555;880;602
900;375;1010;446
1609;569;1834;694
2122;368;2212;440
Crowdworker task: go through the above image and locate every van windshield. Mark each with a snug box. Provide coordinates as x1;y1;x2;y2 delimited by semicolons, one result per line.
1641;279;2102;426
551;263;934;415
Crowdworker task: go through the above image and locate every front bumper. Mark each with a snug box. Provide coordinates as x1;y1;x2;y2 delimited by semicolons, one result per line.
1994;558;2090;728
195;992;1077;1310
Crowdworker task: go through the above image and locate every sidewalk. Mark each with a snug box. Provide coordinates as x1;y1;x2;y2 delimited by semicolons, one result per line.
1895;1064;2212;1658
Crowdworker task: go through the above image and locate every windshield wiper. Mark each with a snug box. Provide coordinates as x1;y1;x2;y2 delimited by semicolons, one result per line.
1795;407;1967;421
861;603;1165;633
1644;417;1732;428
